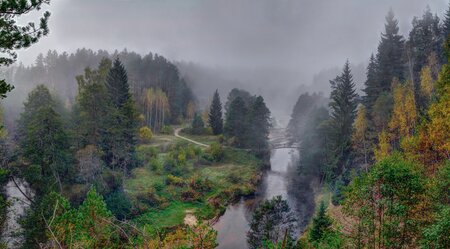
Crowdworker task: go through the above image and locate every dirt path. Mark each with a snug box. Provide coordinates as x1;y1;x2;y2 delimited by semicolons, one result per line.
174;128;209;148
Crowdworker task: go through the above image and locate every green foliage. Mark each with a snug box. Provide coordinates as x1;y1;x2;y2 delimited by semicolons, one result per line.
17;85;72;194
101;59;138;172
74;58;111;148
205;142;224;162
160;125;174;134
309;201;333;242
328;61;358;177
190;112;205;135
224;89;271;156
343;154;427;248
105;189;133;220
208;89;223;135
0;0;50;98
139;126;153;143
247;196;296;249
421;206;450;249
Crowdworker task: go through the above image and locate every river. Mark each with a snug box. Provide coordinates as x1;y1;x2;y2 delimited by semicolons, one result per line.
213;148;301;249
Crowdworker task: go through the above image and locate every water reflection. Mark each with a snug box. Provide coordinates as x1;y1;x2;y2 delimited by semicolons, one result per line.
214;148;299;249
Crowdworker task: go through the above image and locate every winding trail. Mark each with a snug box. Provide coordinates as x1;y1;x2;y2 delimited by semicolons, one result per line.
174;128;209;147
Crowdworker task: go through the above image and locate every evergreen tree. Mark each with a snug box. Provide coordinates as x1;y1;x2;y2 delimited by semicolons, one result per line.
247;196;296;249
309;201;333;242
208;90;223;135
17;85;71;194
224;96;249;148
329;61;358;176
408;7;443;95
191;112;205;135
363;54;380;111
248;96;271;154
0;0;50;98
443;2;450;41
101;59;138;173
376;10;405;92
74;58;111;149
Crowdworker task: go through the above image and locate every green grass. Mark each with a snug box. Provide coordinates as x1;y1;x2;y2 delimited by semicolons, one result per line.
179;130;219;145
126;132;262;231
134;201;214;230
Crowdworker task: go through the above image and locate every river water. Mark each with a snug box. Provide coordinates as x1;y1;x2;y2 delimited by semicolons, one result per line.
213;148;300;249
2;179;33;248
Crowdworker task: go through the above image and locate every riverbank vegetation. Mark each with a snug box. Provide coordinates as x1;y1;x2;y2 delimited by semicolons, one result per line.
0;4;272;243
285;5;450;249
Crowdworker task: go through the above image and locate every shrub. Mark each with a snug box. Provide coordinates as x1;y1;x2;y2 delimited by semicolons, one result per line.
160;125;173;135
105;190;133;220
188;175;213;193
139;126;153;143
166;174;185;186
148;158;162;172
137;145;159;162
181;188;201;201
206;142;224;162
135;187;163;207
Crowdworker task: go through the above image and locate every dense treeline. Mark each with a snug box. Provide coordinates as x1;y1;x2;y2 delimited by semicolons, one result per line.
287;6;450;248
1;48;195;132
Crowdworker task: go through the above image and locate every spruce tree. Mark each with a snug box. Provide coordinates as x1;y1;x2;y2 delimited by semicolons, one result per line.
224;96;248;148
208;90;223;135
102;59;138;173
74;58;111;149
248;96;271;153
0;0;50;98
191;112;205;135
408;7;443;85
309;201;332;242
443;3;450;41
363;54;380;111
376;10;405;92
17;85;71;194
329;61;358;176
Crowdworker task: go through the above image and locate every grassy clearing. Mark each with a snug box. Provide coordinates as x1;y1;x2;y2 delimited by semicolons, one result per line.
179;130;220;145
124;135;262;230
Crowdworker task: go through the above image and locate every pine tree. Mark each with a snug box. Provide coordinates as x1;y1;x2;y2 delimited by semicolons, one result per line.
329;61;358;175
376;10;405;92
208;90;223;135
408;7;443;89
224;96;248;148
309;201;332;242
17;85;71;194
102;59;138;172
443;2;450;41
74;58;111;149
363;54;380;111
191;112;205;135
248;96;271;154
0;0;50;98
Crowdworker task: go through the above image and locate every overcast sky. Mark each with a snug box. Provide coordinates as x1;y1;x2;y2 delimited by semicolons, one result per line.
17;0;448;83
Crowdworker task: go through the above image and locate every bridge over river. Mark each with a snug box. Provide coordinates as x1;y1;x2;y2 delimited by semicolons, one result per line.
269;128;300;149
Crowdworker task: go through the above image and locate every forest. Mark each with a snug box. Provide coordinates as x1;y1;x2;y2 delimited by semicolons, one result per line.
0;1;449;249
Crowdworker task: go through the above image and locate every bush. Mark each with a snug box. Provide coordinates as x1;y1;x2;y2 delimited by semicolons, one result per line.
205;142;224;162
160;125;173;135
148;158;162;172
166;174;185;186
181;188;201;201
137;145;159;162
188;175;213;193
227;171;242;184
105;190;133;220
139;126;153;143
135;187;163;207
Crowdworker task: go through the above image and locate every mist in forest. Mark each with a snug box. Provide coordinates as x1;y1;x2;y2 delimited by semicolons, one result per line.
13;0;447;123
